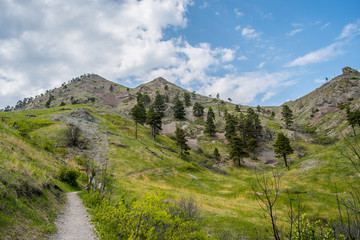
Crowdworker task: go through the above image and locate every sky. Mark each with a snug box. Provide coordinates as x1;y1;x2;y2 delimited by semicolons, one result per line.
1;0;360;108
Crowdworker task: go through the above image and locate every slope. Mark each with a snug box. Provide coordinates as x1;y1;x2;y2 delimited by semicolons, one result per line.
0;121;64;240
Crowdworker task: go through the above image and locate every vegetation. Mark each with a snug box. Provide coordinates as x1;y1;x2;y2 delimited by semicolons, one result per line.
130;103;147;139
273;132;294;168
281;105;294;128
205;107;216;136
175;126;190;156
173;98;186;120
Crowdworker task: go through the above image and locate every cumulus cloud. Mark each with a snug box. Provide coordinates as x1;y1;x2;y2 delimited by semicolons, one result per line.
241;27;260;39
0;0;238;107
286;43;343;67
199;71;295;104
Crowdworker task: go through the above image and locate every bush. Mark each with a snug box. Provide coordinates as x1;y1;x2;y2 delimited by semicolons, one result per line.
58;167;80;187
89;193;209;240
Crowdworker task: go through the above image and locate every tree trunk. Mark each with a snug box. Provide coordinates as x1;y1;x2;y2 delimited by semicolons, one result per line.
283;153;288;168
135;122;138;139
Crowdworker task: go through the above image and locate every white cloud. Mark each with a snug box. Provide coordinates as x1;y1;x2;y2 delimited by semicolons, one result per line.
0;0;238;108
337;19;360;40
314;78;326;84
321;22;330;29
238;55;248;61
235;25;241;31
286;43;343;67
258;62;266;68
234;8;244;17
287;28;303;37
199;71;295;104
241;27;260;39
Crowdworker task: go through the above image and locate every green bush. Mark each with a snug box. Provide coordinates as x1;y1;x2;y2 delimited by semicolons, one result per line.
58;167;80;187
82;192;210;240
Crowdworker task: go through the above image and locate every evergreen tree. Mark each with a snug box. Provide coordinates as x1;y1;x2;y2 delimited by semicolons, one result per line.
273;132;293;168
130;103;147;139
175;126;190;156
235;105;240;112
184;92;191;106
230;136;248;166
147;105;162;140
205;107;216;136
225;113;237;141
153;91;166;117
136;92;143;102
140;93;151;108
109;85;114;92
281;105;293;128
257;105;262;113
214;147;220;160
207;106;215;120
173;99;186;120
193;102;204;117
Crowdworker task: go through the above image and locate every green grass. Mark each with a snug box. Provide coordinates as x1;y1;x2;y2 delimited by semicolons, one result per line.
1;104;358;239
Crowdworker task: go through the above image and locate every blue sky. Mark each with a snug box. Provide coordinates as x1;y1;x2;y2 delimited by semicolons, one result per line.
0;0;359;108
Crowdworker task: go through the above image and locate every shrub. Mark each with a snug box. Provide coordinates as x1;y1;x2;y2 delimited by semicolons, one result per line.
89;193;209;240
58;167;80;186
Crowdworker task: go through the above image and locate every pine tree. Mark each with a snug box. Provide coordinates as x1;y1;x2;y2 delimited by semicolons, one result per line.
281;105;293;128
130;103;147;139
173;99;186;120
205;107;216;136
175;126;190;156
230;136;248;166
153;91;166;117
235;105;240;112
273;132;293;168
184;92;191;107
257;105;262;113
214;147;220;160
147;105;162;140
193;102;204;117
225;113;237;141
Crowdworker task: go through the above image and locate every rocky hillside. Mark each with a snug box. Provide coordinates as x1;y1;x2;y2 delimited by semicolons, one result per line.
281;67;360;136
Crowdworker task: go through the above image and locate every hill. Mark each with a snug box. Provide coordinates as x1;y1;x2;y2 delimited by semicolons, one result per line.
1;67;360;239
280;67;360;137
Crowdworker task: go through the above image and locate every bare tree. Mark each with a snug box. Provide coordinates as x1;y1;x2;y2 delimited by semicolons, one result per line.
251;173;281;240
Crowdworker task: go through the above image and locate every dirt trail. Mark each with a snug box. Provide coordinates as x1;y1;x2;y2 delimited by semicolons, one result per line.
50;192;98;240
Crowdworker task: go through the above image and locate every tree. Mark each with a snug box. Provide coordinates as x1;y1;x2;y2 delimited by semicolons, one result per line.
154;91;166;117
193;102;204;117
235;105;240;112
225;113;237;141
147;105;162;140
251;174;281;240
173;99;186;120
184;92;191;106
281;105;293;128
214;147;220;160
109;85;114;92
229;136;248;166
175;126;190;156
228;98;232;103
65;124;81;147
130;103;147;139
257;105;262;113
273;132;293;168
205;107;216;136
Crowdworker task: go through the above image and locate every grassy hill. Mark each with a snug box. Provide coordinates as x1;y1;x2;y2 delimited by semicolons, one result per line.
1;68;359;239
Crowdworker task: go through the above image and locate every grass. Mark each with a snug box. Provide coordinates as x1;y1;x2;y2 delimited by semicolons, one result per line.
0;104;358;239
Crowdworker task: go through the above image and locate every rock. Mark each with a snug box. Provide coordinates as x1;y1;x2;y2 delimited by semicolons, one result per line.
342;66;359;74
69;108;98;122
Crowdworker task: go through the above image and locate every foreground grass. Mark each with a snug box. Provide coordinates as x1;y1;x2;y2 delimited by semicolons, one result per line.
0;105;356;239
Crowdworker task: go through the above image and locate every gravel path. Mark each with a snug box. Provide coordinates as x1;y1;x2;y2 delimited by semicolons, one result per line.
50;192;98;240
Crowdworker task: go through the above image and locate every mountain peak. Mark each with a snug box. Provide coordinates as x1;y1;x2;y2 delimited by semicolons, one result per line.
342;66;359;74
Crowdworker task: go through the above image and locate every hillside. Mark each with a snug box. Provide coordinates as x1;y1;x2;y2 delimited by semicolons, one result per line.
280;67;360;137
1;67;360;239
